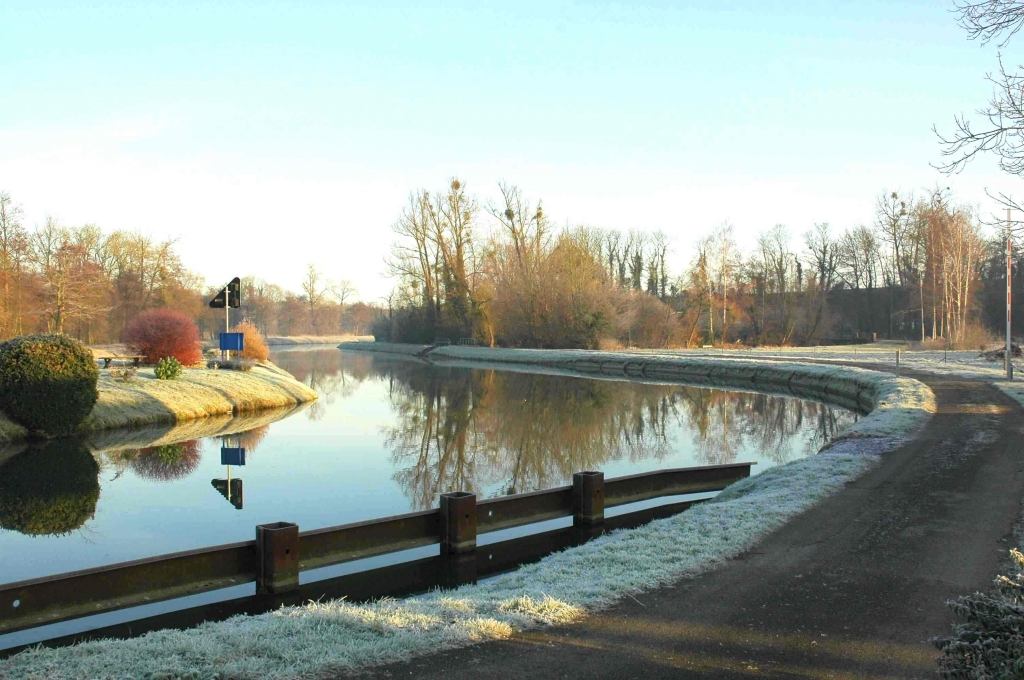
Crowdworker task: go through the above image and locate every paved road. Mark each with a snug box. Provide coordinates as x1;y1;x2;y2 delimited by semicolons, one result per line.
353;371;1024;679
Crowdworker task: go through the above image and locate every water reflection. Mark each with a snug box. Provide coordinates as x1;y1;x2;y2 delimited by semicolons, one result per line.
285;350;858;510
0;440;100;537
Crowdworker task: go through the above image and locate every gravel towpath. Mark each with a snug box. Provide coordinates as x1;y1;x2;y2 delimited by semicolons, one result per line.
354;370;1024;679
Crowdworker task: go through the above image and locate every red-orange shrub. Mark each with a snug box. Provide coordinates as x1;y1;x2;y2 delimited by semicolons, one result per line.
124;309;202;365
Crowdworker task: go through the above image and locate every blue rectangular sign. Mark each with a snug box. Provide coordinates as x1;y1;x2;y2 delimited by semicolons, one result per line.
220;447;246;466
219;332;245;352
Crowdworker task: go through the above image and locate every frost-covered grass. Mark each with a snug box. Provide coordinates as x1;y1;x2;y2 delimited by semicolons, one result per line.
266;335;373;346
0;345;934;680
0;361;317;445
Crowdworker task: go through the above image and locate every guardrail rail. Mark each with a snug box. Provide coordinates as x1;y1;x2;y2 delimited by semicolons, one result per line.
0;462;753;639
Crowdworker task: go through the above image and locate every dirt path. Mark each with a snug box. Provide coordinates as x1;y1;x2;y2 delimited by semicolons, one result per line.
354;371;1024;679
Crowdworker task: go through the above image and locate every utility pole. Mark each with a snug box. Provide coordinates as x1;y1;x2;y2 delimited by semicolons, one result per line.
1003;209;1011;378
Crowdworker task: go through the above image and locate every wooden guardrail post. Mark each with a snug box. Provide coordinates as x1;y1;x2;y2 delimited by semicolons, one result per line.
256;522;299;594
573;471;604;526
440;492;477;554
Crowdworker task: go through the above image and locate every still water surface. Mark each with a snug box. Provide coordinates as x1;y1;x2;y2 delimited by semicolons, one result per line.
0;348;857;584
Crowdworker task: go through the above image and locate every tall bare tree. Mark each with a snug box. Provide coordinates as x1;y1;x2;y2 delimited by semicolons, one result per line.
301;264;328;333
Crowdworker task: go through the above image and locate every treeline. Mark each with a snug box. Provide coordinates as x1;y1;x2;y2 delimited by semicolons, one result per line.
686;187;990;347
0;191;371;343
381;180;1002;349
380;180;684;348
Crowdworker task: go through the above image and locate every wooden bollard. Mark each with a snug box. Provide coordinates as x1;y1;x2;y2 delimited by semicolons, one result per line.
573;471;605;526
440;492;476;554
256;522;299;595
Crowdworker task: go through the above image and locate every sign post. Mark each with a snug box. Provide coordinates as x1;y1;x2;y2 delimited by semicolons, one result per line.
1009;209;1014;381
209;277;242;360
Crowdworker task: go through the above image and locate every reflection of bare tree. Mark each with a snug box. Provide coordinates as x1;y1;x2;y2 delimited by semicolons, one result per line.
278;350;859;509
271;349;367;419
235;425;270;454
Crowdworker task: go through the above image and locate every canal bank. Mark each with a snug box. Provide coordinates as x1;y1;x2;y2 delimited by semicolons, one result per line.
0;360;317;445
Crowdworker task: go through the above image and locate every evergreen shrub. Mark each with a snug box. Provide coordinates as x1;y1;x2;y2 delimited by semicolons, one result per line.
0;334;99;436
154;356;183;380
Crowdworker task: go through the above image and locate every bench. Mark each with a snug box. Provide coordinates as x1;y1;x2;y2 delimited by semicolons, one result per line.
101;355;145;369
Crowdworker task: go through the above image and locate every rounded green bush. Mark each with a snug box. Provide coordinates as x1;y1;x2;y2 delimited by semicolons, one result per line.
154;356;183;380
0;334;99;436
0;440;100;536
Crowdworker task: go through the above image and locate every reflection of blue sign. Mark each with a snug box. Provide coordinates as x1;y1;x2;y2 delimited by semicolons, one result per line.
219;332;245;351
221;447;246;466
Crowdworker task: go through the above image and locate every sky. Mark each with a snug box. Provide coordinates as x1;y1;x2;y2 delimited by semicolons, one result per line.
1;0;1021;301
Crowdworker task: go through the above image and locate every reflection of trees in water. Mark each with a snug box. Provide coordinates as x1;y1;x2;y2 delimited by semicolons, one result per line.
290;351;857;509
270;349;365;421
236;425;269;453
381;369;684;508
681;389;852;465
128;440;202;481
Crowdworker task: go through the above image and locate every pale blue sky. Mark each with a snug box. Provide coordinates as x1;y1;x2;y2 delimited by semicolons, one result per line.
0;1;1018;299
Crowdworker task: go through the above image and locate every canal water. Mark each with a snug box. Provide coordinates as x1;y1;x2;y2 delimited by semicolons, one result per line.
0;347;858;585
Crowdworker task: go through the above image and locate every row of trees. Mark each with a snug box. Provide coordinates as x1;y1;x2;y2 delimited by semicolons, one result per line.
0;191;373;344
381;179;998;349
382;180;690;348
684;187;990;347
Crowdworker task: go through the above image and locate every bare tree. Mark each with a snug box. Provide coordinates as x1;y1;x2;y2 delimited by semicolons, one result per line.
603;230;622;283
30;218;108;335
0;192;27;337
803;223;839;343
955;0;1024;45
331;279;357;333
301;264;328;334
936;2;1024;174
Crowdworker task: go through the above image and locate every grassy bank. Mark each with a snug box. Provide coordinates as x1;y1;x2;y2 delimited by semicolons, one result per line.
0;361;317;445
267;335;372;345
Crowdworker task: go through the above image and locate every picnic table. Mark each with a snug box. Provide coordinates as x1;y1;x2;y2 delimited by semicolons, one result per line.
101;355;145;369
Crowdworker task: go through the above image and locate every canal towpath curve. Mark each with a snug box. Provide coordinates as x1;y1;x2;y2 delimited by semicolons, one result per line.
355;367;1024;679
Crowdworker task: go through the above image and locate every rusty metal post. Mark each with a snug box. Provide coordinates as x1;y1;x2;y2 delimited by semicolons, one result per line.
440;492;476;554
573;471;605;526
256;522;299;595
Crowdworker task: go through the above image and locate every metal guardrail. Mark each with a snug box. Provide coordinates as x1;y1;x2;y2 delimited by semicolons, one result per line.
0;462;752;636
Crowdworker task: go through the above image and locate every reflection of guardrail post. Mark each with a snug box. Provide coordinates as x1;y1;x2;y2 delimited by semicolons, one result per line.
440;552;478;589
573;471;605;526
440;492;477;554
256;522;300;594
